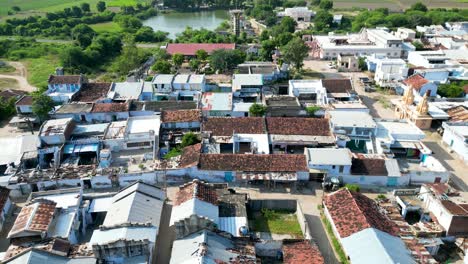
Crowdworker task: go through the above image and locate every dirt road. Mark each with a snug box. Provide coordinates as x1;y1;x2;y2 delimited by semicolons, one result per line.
0;61;36;92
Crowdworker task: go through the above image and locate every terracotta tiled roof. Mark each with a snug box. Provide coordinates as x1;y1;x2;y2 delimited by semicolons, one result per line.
179;143;202;168
166;43;235;56
8;200;56;238
199;154;308;172
0;187;10;212
351;157;388;176
91;103;128;113
440;200;468;216
174;180;218;206
203;117;265;136
71;83;111;102
15;95;33;106
403;74;429;90
425;183;450;195
48;75;82;85
323;188;399;238
282;240;324;264
322;79;352;94
162;109;201;123
447;106;468;122
266;117;331;136
0;89;26;101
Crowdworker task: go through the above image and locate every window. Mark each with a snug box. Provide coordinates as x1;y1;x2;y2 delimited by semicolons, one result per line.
339;166;344;173
332;165;336;169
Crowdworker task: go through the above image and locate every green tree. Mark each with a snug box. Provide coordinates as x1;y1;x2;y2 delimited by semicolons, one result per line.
189;59;201;71
80;3;90;12
71;24;95;48
195;49;208;61
96;1;106;12
152;60;172;74
319;0;333;10
409;2;428;12
260;39;276;61
181;132;200;147
345;184;360;192
281;37;309;70
306;106;321;116
412;41;424;51
314;10;333;31
112;36;145;75
279;16;297;33
249;103;267;117
60;46;87;72
358;57;367;71
0;96;16;121
11;6;21;12
32;93;54;122
437;82;465;98
209;49;245;73
172;53;184;68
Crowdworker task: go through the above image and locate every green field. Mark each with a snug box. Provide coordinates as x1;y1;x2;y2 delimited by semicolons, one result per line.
332;0;467;11
0;0;151;17
252;209;303;237
22;56;60;88
90;22;122;33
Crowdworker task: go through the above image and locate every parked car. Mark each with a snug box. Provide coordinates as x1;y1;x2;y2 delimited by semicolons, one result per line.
364;85;376;92
359;77;373;84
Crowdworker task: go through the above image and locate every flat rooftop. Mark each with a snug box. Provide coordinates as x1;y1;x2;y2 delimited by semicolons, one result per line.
201;92;233;111
307;148;352;166
329;111;377;128
127;116;160;135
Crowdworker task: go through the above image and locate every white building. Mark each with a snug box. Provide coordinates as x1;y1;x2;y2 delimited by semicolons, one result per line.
288;79;327;105
442;122;468;163
374;58;408;87
46;74;86;103
394;28;416;41
107;82;143;101
313;29;403;60
232;74;263;102
305;148;352;176
279;7;315;22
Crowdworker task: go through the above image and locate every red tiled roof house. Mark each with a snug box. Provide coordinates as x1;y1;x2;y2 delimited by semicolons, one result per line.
402;74;438;97
165;43;235;57
161;109;201;129
47;73;87;103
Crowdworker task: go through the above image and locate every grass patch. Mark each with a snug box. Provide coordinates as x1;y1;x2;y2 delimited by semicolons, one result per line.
252;209;303;238
0;63;16;74
22;56;59;88
319;209;350;264
377;97;391;109
90;22;122;33
0;78;20;90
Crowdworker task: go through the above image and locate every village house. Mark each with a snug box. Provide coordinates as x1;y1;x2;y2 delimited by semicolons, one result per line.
46;73;87;103
170;180;248;239
202;117;269;154
161;109;201;129
441;122;468;163
232;74;263;103
337;53;359;72
14;95;33;115
170;229;257;264
323;188;415;264
400;74;438;97
288;79;328;105
90;181;165;264
107;82;144;102
305;148;352;179
201;92;233;117
347;153;404;187
321;78;354;102
374;58;408;87
70;82;112;103
266;117;335;153
419;183;468;236
327;111;377;150
237;61;287;82
278;7;315;22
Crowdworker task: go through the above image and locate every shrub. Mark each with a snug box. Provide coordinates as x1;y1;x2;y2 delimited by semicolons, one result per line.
345;183;360;192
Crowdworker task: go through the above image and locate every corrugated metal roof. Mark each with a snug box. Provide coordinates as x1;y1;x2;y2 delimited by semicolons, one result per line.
307;148;352;166
89;197;113;213
90;226;157;245
341;228;415;264
7;250;96;264
219;217;247;237
170;198;219;225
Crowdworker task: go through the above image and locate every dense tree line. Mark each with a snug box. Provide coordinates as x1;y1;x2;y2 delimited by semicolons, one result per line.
163;0;244;9
0;3;158;39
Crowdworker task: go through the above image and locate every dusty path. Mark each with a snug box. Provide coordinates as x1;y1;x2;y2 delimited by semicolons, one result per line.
0;61;36;92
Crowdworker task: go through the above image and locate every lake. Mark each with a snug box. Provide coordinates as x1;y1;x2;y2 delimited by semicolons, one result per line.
143;10;229;39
